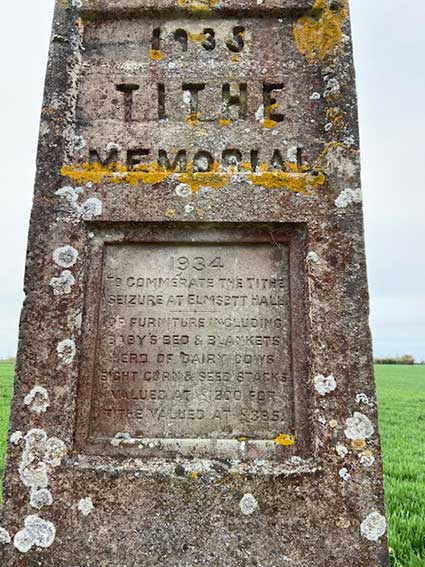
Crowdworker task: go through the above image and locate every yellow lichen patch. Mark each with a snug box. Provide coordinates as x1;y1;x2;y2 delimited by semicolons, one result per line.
165;208;176;218
61;158;326;195
177;162;230;193
274;434;296;446
329;419;338;429
231;55;241;63
60;162;171;186
336;516;351;529
326;106;344;125
351;438;366;451
219;118;232;126
240;162;253;172
188;32;208;43
318;141;358;161
187;112;200;126
262;118;278;129
262;102;280;129
191;471;199;479
149;49;163;61
293;0;349;61
248;167;326;194
177;0;217;13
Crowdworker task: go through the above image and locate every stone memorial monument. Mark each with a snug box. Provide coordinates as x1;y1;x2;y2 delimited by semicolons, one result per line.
0;0;389;565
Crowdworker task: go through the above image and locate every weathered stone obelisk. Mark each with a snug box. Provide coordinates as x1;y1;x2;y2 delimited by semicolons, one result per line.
0;0;389;565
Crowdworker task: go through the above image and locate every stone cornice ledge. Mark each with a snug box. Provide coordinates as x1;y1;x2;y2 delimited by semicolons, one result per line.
79;0;317;17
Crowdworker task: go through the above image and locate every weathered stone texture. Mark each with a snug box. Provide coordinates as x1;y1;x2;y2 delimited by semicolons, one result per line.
0;0;389;565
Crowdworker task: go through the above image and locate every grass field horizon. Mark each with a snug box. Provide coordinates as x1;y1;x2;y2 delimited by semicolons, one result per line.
1;362;424;565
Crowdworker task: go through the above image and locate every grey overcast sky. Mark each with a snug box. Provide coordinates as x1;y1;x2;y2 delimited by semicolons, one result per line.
0;1;424;359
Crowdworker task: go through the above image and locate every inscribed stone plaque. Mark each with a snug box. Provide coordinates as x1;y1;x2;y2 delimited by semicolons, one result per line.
93;242;291;440
1;0;390;566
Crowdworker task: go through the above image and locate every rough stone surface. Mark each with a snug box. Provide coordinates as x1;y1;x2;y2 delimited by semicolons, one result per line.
1;0;389;565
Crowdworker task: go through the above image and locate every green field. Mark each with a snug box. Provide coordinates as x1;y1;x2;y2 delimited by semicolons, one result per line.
375;365;425;567
0;363;424;565
0;362;14;493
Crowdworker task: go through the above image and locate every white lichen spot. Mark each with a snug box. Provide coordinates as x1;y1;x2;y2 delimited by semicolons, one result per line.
53;245;79;269
105;142;121;154
344;412;374;440
239;493;258;516
182;89;193;108
19;429;67;494
335;188;362;209
175;183;192;198
78;497;94;516
290;456;303;466
314;374;337;396
24;386;49;415
80;197;103;220
193;156;211;173
324;78;340;98
111;432;132;447
343;135;355;147
361;512;387;542
356;393;370;406
324;122;333;132
55;186;82;206
359;451;375;468
56;187;102;221
255;105;265;123
73;135;86;152
19;461;49;491
287;146;299;163
310;92;321;100
336;444;349;459
43;437;67;467
10;431;23;445
14;515;56;553
307;251;320;264
71;0;82;8
0;528;11;545
30;489;53;509
339;468;350;482
50;270;76;296
57;338;76;365
185;204;195;214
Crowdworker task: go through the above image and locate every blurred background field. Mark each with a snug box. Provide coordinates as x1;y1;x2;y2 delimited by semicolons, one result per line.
0;362;424;566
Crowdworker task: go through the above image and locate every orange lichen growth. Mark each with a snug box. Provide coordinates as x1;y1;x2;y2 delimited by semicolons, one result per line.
351;439;367;451
262;102;280;129
165;208;176;218
293;0;349;61
188;32;208;43
61;158;326;195
326;106;344;125
219;118;232;126
248;165;326;194
178;161;230;192
186;112;201;126
60;162;170;186
149;49;163;61
262;119;278;129
274;434;296;446
177;0;217;13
